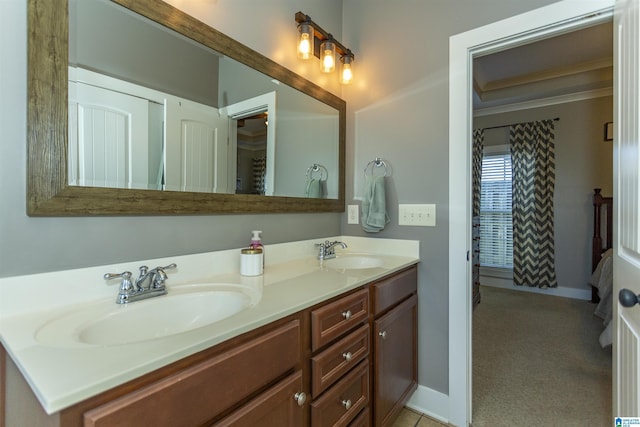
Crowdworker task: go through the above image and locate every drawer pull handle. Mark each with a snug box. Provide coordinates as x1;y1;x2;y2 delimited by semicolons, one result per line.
342;351;353;362
294;392;306;406
341;399;352;410
342;310;352;320
379;331;387;340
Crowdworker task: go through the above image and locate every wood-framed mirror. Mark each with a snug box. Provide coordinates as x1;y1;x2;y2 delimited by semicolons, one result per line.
27;0;345;216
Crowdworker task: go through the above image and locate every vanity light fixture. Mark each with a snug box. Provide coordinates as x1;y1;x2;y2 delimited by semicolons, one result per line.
295;11;355;84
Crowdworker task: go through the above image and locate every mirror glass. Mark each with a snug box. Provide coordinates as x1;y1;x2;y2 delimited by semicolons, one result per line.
25;0;345;216
68;0;340;199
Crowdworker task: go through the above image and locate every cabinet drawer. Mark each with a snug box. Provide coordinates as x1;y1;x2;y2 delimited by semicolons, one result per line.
372;267;417;315
348;407;370;427
311;289;369;351
311;360;369;427
216;371;305;427
311;324;369;398
83;320;301;427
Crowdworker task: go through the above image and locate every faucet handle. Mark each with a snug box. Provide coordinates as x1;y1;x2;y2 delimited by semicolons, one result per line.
145;263;177;273
150;263;177;288
316;241;328;259
104;271;134;293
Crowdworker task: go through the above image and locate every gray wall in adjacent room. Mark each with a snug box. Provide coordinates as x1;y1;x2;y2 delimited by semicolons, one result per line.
475;96;614;294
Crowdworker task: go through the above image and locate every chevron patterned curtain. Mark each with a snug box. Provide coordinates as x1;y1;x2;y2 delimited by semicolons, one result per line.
472;129;484;217
509;120;557;288
252;156;266;195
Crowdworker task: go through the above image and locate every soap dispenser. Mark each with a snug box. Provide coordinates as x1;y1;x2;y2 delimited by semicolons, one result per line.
240;247;263;276
251;230;265;266
240;230;264;276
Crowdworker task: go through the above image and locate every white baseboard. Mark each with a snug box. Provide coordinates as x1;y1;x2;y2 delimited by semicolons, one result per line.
481;275;592;300
406;385;449;424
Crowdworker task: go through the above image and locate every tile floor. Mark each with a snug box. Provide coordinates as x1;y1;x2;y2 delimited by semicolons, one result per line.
392;408;448;427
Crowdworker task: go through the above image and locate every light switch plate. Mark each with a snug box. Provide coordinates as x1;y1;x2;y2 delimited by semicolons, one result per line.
347;205;359;224
398;204;436;226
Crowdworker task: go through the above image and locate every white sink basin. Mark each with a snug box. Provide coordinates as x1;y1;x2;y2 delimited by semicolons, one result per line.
324;254;384;270
35;283;256;347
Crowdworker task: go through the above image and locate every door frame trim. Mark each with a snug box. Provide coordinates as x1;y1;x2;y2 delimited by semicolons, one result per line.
448;1;614;425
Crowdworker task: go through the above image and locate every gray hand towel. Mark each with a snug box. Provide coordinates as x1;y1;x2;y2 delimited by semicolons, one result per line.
305;178;323;198
361;175;390;232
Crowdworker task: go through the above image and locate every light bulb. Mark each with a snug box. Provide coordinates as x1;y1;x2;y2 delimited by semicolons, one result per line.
341;65;352;84
322;51;335;72
340;54;354;85
297;22;314;60
320;40;336;73
298;34;311;58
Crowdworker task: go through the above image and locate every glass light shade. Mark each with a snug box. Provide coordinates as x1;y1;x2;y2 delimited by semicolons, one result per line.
340;56;354;85
297;22;314;60
320;40;336;73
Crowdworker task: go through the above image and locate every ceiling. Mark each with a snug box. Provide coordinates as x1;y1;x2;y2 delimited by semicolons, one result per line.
473;20;613;113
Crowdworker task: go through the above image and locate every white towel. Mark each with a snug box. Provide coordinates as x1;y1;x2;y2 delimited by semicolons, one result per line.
361;175;390;232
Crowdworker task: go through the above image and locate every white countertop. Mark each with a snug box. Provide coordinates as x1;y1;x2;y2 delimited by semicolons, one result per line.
0;236;419;414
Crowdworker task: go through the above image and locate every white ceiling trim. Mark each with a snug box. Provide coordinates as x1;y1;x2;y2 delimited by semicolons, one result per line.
479;57;613;92
474;86;613;117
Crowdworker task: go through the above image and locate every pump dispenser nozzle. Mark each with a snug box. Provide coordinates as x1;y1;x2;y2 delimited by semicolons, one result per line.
248;230;264;272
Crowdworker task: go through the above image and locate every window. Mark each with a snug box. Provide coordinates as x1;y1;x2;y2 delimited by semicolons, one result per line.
480;150;513;269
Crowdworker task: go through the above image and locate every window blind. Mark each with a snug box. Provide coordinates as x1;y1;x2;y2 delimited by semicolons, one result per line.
480;152;513;268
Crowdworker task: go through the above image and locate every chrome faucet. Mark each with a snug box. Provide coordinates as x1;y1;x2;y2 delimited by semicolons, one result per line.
317;240;347;260
104;263;177;304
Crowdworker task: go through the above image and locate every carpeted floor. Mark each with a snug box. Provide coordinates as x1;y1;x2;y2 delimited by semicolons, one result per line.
472;286;612;426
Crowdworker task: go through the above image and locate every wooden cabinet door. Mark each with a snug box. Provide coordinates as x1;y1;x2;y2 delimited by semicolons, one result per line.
82;320;300;427
215;371;305;427
373;294;417;427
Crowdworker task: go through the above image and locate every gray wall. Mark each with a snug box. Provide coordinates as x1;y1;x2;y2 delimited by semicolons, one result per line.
475;96;614;293
341;0;563;395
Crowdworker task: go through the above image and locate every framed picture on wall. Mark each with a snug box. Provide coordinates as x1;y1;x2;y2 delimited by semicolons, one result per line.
605;122;613;141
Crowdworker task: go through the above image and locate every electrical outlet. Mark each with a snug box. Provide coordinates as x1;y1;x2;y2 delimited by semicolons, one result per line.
348;205;359;224
398;204;436;226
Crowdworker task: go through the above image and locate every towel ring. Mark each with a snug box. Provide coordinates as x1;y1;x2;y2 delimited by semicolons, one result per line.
306;163;327;180
364;157;390;177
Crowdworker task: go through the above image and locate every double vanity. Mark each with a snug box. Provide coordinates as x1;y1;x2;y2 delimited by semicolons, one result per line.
0;236;419;426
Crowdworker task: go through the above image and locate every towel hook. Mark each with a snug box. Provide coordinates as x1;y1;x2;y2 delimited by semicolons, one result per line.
364;157;390;177
306;163;327;180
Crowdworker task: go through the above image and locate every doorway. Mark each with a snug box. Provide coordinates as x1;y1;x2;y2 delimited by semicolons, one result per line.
448;1;615;425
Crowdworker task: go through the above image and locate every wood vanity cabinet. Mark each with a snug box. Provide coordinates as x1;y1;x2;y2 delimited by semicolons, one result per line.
60;315;306;427
371;266;418;427
307;265;418;427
